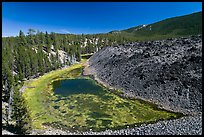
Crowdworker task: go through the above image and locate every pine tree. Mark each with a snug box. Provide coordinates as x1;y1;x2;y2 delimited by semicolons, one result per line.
18;63;24;81
34;30;40;45
12;88;32;134
75;44;81;61
29;50;38;77
39;31;45;45
45;31;51;52
19;30;27;46
27;29;36;45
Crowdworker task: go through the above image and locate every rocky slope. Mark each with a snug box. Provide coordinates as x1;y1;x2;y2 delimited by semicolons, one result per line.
88;35;202;115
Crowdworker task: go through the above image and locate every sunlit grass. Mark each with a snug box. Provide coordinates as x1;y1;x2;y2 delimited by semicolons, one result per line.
23;60;86;129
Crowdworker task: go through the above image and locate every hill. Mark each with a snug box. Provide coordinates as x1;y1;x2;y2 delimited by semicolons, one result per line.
110;11;202;41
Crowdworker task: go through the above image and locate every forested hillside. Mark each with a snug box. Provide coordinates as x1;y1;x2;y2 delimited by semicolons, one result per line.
111;11;202;41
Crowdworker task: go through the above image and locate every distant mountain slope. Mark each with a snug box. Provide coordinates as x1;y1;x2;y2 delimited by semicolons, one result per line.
111;11;202;41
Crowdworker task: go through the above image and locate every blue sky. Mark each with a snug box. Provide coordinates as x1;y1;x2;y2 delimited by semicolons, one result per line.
2;2;202;37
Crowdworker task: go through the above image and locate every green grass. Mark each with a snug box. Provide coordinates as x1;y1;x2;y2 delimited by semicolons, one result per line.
23;59;183;131
23;60;87;129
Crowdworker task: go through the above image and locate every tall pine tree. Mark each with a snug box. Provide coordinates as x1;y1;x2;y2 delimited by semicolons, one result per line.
19;30;27;46
12;88;32;134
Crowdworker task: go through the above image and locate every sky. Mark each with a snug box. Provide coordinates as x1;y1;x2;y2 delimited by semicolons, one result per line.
2;2;202;37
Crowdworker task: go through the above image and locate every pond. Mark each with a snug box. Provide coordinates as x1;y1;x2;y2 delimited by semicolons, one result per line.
53;78;105;96
48;68;183;132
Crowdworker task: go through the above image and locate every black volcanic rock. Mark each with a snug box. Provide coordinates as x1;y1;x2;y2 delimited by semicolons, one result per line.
89;35;202;115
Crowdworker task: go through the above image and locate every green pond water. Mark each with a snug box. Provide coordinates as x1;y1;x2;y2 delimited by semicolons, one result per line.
53;78;105;97
48;68;183;132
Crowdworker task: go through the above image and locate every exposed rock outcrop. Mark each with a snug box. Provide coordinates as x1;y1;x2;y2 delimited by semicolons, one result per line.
88;35;202;115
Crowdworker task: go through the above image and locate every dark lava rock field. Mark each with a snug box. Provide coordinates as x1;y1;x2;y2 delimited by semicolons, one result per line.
89;35;202;115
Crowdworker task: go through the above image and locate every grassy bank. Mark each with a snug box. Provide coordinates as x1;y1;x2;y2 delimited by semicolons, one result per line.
23;59;87;129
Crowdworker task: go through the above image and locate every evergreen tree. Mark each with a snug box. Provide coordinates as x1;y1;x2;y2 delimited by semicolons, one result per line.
12;88;32;134
37;44;45;75
18;63;24;81
75;44;81;62
29;50;38;77
45;31;51;52
27;29;36;45
39;31;45;45
19;30;27;46
34;30;41;45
